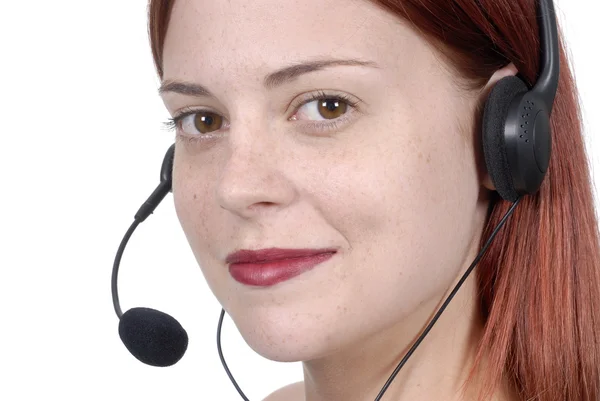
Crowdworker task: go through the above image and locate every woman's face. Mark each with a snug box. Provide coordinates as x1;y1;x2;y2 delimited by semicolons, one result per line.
161;0;491;361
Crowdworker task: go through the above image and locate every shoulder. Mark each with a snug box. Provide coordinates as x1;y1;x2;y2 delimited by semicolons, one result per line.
262;381;305;401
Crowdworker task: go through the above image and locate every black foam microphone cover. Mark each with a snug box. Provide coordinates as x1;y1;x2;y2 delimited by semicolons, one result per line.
118;307;188;367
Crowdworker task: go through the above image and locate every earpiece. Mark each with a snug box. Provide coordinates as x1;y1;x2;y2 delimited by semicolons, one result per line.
481;0;559;202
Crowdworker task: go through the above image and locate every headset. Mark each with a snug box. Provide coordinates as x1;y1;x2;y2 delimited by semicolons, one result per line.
111;0;559;399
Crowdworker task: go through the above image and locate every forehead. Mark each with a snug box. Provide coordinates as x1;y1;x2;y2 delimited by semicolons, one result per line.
162;0;430;81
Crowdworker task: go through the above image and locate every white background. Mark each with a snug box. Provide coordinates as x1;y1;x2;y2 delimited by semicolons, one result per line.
0;1;598;400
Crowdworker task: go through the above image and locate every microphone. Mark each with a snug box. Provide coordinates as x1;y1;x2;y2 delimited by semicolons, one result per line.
118;306;188;367
111;144;188;367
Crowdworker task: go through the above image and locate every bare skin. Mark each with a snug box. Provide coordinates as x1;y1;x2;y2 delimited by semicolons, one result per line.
262;381;305;401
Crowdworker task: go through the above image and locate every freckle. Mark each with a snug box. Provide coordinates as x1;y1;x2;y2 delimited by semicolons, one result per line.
418;152;423;160
426;155;431;164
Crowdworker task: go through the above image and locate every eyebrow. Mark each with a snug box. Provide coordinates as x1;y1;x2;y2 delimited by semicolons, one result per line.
158;58;380;97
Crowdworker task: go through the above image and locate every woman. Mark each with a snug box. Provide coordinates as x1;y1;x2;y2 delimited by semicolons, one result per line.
146;0;600;399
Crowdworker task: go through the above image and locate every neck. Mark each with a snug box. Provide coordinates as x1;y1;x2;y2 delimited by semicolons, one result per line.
300;252;510;401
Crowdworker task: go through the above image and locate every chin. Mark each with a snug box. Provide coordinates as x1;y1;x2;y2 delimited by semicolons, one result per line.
227;304;342;363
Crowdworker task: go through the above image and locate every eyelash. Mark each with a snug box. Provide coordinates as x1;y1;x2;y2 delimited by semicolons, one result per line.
163;90;361;143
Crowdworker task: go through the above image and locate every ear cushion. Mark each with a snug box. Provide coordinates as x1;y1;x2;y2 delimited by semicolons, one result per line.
481;76;529;202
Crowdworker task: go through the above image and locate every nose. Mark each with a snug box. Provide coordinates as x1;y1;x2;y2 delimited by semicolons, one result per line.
215;125;296;219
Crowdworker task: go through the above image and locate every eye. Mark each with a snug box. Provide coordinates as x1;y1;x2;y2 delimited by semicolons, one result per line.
291;93;353;122
165;91;360;140
180;111;224;136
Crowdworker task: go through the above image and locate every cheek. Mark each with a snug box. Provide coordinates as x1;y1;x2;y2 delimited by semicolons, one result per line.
173;157;199;236
321;114;475;316
172;158;235;303
172;154;217;264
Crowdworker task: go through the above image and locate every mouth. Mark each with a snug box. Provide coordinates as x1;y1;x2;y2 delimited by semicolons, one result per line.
226;248;337;287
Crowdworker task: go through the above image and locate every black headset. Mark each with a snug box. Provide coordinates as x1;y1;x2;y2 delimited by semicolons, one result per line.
111;0;559;399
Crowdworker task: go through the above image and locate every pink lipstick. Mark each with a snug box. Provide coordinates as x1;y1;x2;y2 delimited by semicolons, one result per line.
226;248;337;287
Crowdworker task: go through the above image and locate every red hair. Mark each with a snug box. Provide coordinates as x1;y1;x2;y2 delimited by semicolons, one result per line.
147;1;600;399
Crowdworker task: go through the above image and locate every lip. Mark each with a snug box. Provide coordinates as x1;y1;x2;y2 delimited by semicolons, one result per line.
226;247;337;264
226;248;337;287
